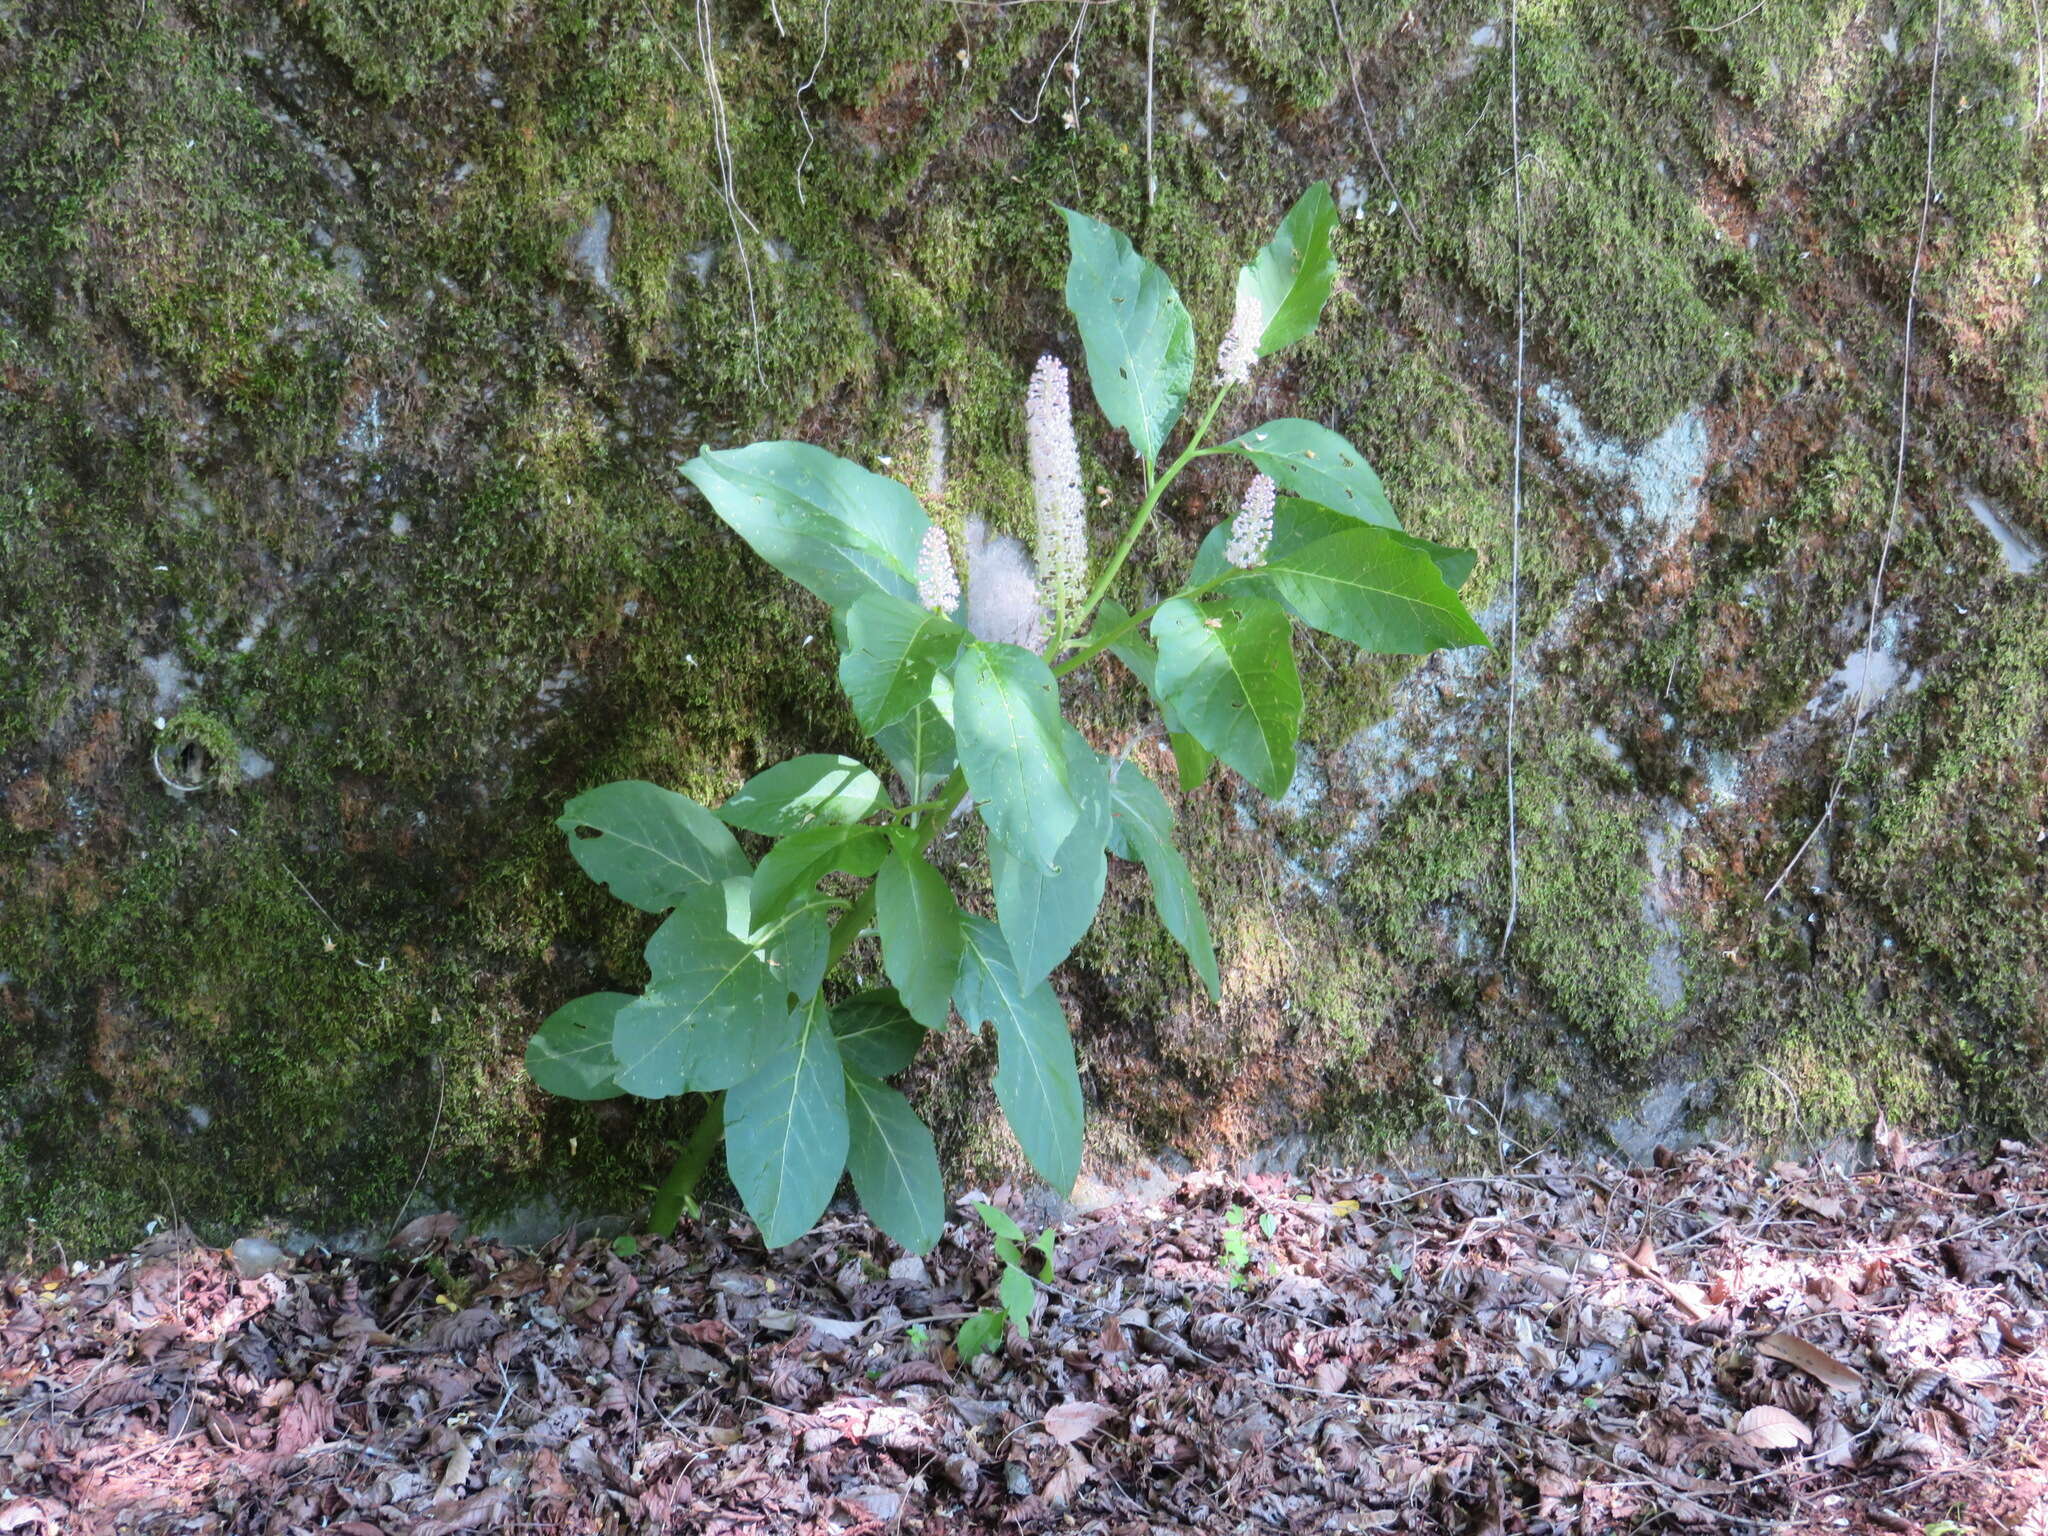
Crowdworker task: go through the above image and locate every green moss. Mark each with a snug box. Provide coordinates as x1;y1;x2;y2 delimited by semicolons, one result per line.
1347;1;1741;438
1678;0;1857;108
1724;979;1949;1147
306;0;514;99
1842;580;2048;1135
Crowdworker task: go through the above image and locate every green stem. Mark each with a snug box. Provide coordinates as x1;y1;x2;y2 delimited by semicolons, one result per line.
1055;568;1247;679
825;769;971;970
1073;385;1233;637
649;1092;724;1237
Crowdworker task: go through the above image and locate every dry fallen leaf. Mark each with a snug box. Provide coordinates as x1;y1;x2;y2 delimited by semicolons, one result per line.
1043;1446;1093;1505
1736;1405;1812;1450
1758;1332;1863;1393
1045;1400;1116;1446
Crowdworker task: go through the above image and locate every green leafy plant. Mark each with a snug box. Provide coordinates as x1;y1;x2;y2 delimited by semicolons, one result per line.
1220;1205;1253;1288
955;1201;1057;1362
526;185;1486;1254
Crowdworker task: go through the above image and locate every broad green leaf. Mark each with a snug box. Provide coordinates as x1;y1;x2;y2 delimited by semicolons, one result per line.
876;849;964;1030
1222;420;1399;530
1057;206;1195;466
1166;733;1214;791
843;1070;945;1254
990;731;1108;990
681;442;927;613
1263;526;1489;655
1236;183;1340;358
955;1307;1007;1361
971;1201;1027;1245
954;916;1083;1193
1104;757;1221;1000
725;998;849;1248
616;886;789;1096
718;755;888;836
999;1264;1036;1337
765;901;831;1000
831;988;926;1077
558;781;749;914
525;992;631;1101
1192;499;1477;601
1097;599;1214;791
839;593;966;732
751;825;888;924
873;686;956;802
1151;593;1303;800
953;642;1078;873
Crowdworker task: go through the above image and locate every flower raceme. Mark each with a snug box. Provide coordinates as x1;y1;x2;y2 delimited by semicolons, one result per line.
1025;355;1087;635
1224;473;1277;569
916;525;960;616
1215;290;1264;386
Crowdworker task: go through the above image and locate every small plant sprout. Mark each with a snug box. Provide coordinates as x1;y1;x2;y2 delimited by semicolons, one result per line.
955;1201;1058;1361
1221;1205;1253;1288
526;185;1487;1255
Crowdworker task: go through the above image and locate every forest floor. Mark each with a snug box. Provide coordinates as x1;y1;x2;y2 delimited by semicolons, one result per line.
3;1134;2045;1535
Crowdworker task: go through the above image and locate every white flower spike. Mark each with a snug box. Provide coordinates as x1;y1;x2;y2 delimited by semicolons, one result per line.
1216;290;1265;386
1225;472;1277;569
1025;355;1087;630
916;525;960;616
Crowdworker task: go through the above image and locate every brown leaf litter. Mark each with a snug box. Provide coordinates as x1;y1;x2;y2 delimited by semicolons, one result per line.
3;1138;2045;1534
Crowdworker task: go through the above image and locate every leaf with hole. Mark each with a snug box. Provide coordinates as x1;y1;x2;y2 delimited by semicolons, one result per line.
559;781;749;914
1057;207;1195;466
751;824;888;925
1151;593;1302;800
1221;420;1398;530
999;1264;1036;1338
955;1307;1007;1362
1236;182;1339;358
525;992;630;1101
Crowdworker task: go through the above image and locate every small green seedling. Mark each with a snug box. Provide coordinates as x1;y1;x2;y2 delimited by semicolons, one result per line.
955;1201;1058;1362
1221;1205;1254;1288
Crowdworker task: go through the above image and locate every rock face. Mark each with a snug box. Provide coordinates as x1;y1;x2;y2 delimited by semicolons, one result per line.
2;0;2043;1249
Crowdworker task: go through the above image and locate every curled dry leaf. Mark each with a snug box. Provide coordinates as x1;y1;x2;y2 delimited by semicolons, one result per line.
1758;1332;1863;1393
1044;1400;1116;1446
1736;1405;1812;1450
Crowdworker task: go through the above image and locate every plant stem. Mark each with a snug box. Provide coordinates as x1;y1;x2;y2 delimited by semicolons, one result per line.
1074;385;1233;637
1056;568;1245;679
649;1092;725;1237
826;768;970;969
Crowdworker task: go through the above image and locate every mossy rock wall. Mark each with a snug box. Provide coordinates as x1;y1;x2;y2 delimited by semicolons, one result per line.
3;0;2043;1250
